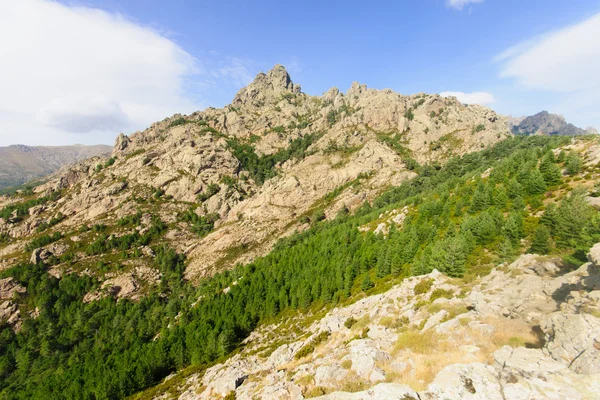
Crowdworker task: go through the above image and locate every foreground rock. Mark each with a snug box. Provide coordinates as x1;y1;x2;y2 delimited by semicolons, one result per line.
168;244;600;400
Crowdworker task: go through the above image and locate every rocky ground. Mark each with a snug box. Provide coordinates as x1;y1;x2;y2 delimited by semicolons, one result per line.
158;244;600;400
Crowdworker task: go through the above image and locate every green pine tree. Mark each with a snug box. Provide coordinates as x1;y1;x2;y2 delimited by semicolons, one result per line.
529;225;551;254
526;169;547;195
565;152;582;176
361;274;374;292
539;154;562;186
444;235;467;277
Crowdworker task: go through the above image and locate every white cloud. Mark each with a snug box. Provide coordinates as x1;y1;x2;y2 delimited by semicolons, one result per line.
498;12;600;92
446;0;483;10
0;0;201;146
497;12;600;130
440;91;495;105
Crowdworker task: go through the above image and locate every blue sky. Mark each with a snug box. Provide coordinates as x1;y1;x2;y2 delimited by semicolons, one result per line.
1;0;600;145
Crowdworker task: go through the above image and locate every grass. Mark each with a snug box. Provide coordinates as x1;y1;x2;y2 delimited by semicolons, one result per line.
413;278;434;295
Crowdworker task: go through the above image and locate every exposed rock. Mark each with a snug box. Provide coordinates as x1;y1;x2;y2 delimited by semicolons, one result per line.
313;383;419;399
0;277;26;299
158;244;600;399
105;181;127;196
541;312;600;374
114;133;131;153
314;364;349;387
512;111;587;136
588;242;600;266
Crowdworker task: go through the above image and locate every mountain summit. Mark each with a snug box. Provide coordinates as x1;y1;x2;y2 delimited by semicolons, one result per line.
511;110;589;136
233;64;301;108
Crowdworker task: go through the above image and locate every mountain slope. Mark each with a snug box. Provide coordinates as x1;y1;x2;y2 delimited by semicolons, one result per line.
1;65;509;280
0;144;111;190
1;66;600;399
511;110;589;136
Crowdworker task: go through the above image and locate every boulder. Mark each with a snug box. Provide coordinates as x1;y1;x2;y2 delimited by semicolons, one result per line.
0;277;26;300
347;339;391;379
426;362;503;400
588;242;600;266
314;364;349;387
541;312;600;374
423;310;449;331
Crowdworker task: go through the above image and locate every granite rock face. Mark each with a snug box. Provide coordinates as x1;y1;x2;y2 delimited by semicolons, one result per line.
0;65;511;283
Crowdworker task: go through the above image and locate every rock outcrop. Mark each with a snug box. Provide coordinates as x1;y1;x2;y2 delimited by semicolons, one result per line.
511;110;588;136
0;65;512;283
169;245;600;399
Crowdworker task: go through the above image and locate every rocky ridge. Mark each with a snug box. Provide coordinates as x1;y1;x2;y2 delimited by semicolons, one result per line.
167;244;600;400
0;65;510;285
511;111;594;136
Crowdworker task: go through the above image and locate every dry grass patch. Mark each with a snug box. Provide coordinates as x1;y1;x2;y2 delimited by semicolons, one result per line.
352;314;371;330
467;317;544;364
486;317;543;349
387;349;485;391
394;330;450;355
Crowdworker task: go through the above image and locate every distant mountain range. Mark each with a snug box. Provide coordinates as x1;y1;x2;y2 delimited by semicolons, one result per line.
0;144;111;190
510;111;598;136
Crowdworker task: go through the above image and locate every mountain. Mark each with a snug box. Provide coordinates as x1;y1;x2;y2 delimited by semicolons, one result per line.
510;110;591;136
1;65;600;399
0;144;111;190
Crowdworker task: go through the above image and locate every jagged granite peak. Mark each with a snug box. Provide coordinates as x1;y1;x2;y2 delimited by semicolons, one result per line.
512;110;587;136
1;64;512;280
232;64;301;108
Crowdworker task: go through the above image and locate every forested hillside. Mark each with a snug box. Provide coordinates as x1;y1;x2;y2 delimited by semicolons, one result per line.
1;135;599;399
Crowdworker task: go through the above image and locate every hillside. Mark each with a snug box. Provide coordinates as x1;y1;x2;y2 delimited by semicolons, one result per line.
511;110;593;136
1;66;600;399
0;144;111;190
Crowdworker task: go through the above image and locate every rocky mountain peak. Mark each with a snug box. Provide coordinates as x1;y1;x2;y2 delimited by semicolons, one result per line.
232;64;301;108
512;110;586;136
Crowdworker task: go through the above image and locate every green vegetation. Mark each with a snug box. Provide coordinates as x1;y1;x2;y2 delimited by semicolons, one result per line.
25;232;63;251
565;152;583;176
414;278;434;295
0;191;60;222
168;117;187;128
472;124;485;134
1;136;599;399
36;213;65;232
295;331;331;359
197;183;221;202
85;215;166;255
226;132;321;185
179;209;220;237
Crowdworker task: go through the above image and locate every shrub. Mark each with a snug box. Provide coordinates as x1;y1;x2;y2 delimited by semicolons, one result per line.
197;183;221;202
344;317;357;329
295;331;331;359
472;124;485;134
429;288;453;302
26;232;63;251
168;117;187;128
414;278;434;295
